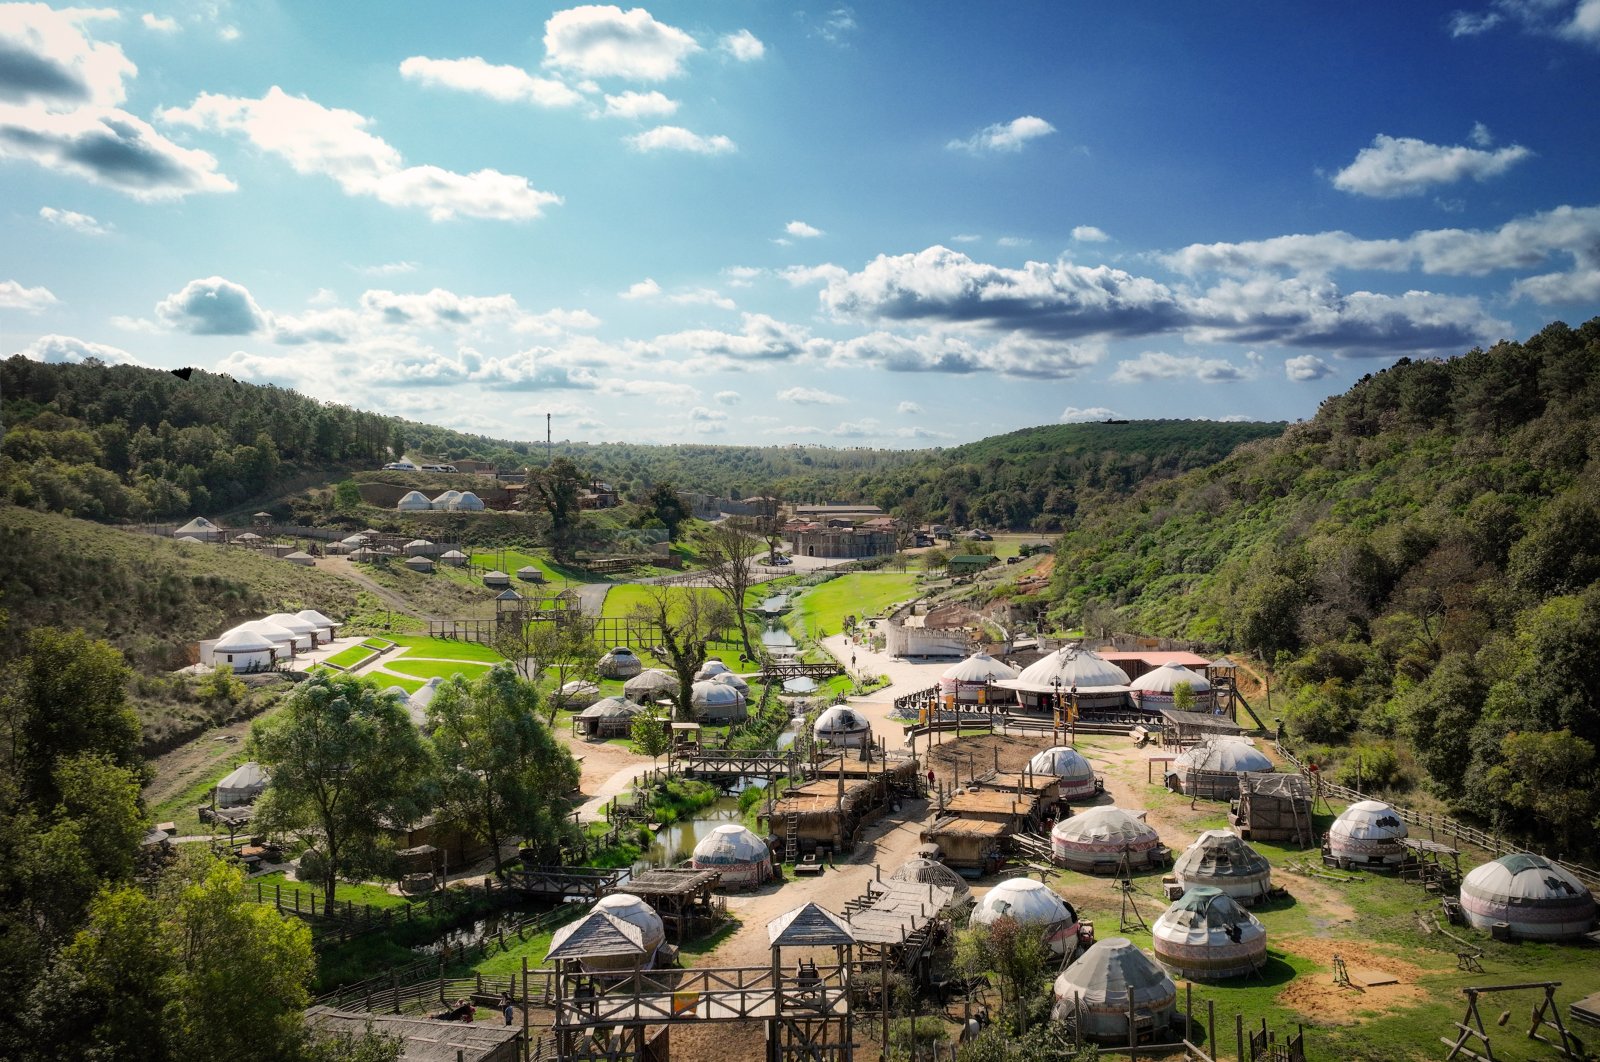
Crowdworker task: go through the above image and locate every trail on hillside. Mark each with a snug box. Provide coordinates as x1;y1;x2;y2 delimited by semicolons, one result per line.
323;557;436;624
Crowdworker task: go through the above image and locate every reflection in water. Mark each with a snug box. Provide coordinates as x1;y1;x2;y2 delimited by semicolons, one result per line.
636;795;747;869
761;624;796;650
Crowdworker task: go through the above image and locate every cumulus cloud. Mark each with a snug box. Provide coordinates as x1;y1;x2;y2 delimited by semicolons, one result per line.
0;4;132;107
786;220;824;238
687;406;727;432
1111;351;1251;384
997;237;1031;247
543;5;700;80
1563;0;1600;43
644;313;820;367
399;56;583;108
1331;131;1531;197
620;277;660;299
829;330;1103;379
603;89;676;118
1061;406;1119;422
15;332;138;365
39;205;108;234
156;276;267;334
1284;354;1333;381
723;265;762;287
1072;225;1110;242
817;7;858;44
947;115;1055;154
720;29;764;61
1512;268;1600;303
358;287;522;329
0;279;58;311
714;389;740;404
778;386;846;405
897;400;922;414
141;13;178;33
666;287;735;310
626;125;734;154
161;86;560;220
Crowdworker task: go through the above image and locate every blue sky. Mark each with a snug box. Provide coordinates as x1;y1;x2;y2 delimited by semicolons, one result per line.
4;2;1599;448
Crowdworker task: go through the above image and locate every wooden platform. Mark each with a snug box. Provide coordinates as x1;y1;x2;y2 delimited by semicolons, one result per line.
1571;990;1600;1028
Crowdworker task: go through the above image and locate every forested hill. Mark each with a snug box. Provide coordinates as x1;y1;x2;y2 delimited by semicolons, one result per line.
1047;317;1600;855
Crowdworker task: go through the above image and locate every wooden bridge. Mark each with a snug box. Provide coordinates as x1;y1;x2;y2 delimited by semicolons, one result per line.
503;866;622;902
555;963;849;1029
671;747;806;779
760;660;843;681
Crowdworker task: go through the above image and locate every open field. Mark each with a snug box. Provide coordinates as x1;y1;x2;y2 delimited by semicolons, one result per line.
384;659;494;681
388;634;506;662
791;571;919;637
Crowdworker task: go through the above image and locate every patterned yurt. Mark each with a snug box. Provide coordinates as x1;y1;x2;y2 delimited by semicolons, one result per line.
397;491;432;512
1051;938;1177;1044
691;823;772;887
588;893;666;968
691;679;747;723
1460;855;1597;940
1051;806;1167;872
1327;800;1409;868
812;704;872;749
624;668;677;704
995;645;1133;712
939;652;1018;705
576;697;640;739
1130;662;1215;710
597;646;644;679
1163;739;1273;797
971;878;1079;956
1151;887;1268;980
887;857;973;910
1172;830;1273;904
1027;746;1099;800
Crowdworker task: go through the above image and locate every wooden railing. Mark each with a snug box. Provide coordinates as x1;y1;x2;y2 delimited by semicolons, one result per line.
554;963;849;1029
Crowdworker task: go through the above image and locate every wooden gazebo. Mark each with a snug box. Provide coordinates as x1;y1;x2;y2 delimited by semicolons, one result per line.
614;868;723;944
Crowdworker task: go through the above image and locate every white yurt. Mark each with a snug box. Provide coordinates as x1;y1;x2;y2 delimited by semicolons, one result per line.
404;555;435;573
714;671;750;696
265;613;319;652
1028;746;1099;801
215;761;268;807
397;490;432;512
482;570;510;587
590;894;666;967
284;550;315;567
516;565;545;583
1130;662;1214;710
624;668;677;704
695;659;732;681
244;619;299;657
1164;739;1273;796
324;540;351;555
996;645;1133;712
452;491;484;511
1051;806;1167;872
341;534;369;549
348;547;380;564
234;531;262;545
431;490;462;509
174;516;224;541
403;539;434;556
1460;854;1597;940
971;877;1079;956
812;704;872;749
552;680;601;709
887;857;973;910
576;697;640;739
691;823;772;887
597;646;644;679
407;677;444;730
1173;830;1273;904
691;679;746;723
295;609;340;642
1152;887;1268;980
210;627;276;672
1327;800;1409;868
1051;938;1177;1044
939;651;1019;705
439;550;468;567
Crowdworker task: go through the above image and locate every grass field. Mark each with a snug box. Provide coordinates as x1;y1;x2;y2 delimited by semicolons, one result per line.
387;635;505;662
792;572;919;638
600;583;721;618
324;643;383;669
252;870;412;910
384;659;494;682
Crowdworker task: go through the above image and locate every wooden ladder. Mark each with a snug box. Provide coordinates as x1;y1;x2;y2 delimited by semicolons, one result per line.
784;812;799;864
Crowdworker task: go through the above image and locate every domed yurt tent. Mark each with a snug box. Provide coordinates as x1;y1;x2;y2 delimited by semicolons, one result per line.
296;609;340;642
691;823;772;888
1460;854;1597;941
1151;887;1268;981
404;555;435;573
576;697;639;740
1028;746;1099;801
1172;830;1272;904
714;671;750;696
265;613;319;652
691;679;746;724
431;490;462;509
588;893;666;968
174;516;224;541
439;549;468;567
1051;938;1177;1045
454;491;485;511
995;645;1132;713
1130;662;1214;710
939;652;1018;705
1163;739;1273;798
244;619;299;658
552;680;600;709
516;565;545;583
596;647;644;679
397;490;432;512
624;668;677;704
971;878;1079;957
284;550;315;567
1327;800;1409;869
482;570;510;588
887;858;973;910
695;659;731;681
404;538;434;556
215;761;268;807
208;627;276;672
1052;806;1167;873
812;704;872;749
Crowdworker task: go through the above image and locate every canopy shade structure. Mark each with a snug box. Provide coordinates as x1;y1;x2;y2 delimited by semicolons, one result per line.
1051;937;1177;1044
577;894;666;970
1052;806;1166;872
546;911;646;966
767;902;855;947
971;877;1078;957
1327;800;1409;868
1460;854;1596;940
1151;887;1268;980
887;858;973;909
1027;746;1098;800
1172;830;1272;903
692;824;771;887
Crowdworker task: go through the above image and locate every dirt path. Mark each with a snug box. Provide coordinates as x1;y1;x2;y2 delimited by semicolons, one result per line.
322;556;436;623
143;711;260;810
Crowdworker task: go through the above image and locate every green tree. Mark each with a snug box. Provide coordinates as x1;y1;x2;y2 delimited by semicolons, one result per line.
1487;730;1598;854
954;915;1050;1034
630;705;671;766
427;665;580;873
525;457;586;561
251;674;431;904
645;482;691;540
1171;681;1195;712
631;585;735;721
699;521;765;657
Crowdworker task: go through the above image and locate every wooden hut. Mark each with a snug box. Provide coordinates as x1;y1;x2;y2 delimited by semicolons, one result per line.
920;817;1008;873
1229;772;1311;844
763;776;879;857
613;868;723;943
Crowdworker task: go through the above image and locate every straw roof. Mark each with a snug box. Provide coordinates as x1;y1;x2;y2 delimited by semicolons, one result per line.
767;902;855;947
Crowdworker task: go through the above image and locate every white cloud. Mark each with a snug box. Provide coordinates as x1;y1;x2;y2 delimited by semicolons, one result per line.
1563;0;1600;43
514;307;602;335
720;29;765;61
1448;10;1503;36
830;329;1104;379
38;205;108;234
543;5;700;81
141;12;178;33
0;279;58;312
951;233;982;243
778;386;847;405
161;86;561;220
620;277;660;299
786;220;824;238
0;4;133;107
1061;406;1118;422
897;400;922;415
1111;351;1252;383
1072;225;1109;242
997;236;1031;247
722;265;762;287
688;406;728;432
1470;121;1493;148
1284;354;1333;381
358;288;522;330
643;313;820;367
218;24;239;42
818;7;858;44
356;260;419;276
626;125;735;154
947;115;1055;154
603;89;677;118
14;333;138;365
714;390;740;404
1331;132;1531;197
1512;267;1600;303
667;287;735;310
399;56;584;108
156;276;267;334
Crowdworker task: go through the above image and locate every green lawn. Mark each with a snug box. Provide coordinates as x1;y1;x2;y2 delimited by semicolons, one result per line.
325;644;383;669
150;754;254;837
384;659;493;681
387;634;506;662
600;583;721;618
792;572;919;638
252;870;412;910
468;550;563;584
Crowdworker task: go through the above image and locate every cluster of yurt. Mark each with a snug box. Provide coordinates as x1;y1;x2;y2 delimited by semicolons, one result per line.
576;696;641;739
971;878;1080;956
597;646;643;679
396;490;485;511
1028;746;1099;801
624;668;677;704
939;652;1018;705
1172;830;1273;904
888;857;973;910
1326;800;1408;869
1051;938;1177;1043
1151;887;1268;980
691;824;772;888
202;610;341;671
1129;662;1214;710
1460;855;1597;940
691;679;747;724
812;704;872;749
546;895;666;973
1051;807;1168;872
995;645;1132;713
1163;738;1273;798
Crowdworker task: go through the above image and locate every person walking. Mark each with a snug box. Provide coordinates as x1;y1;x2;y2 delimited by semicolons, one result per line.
500;991;515;1026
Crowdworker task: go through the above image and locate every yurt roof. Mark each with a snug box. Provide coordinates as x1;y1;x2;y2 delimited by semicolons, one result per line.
265;612;319;636
767;902;855;947
1028;746;1094;781
405;555;433;567
176;517;220;533
517;565;541;576
602;646;638;659
1157;887;1259;932
942;652;1019;683
625;669;677;694
215;628;276;653
324;541;350;554
1330;800;1408;842
1053;806;1160;847
218;761;268;790
484;570;508;580
691;680;741;706
547;912;646;961
560;680;599;695
1172;740;1272;774
243;620;296;644
1131;662;1212;693
714;672;750;693
1174;830;1272;880
580;696;640;719
285;550;314;561
973;877;1074;926
397;491;432;509
693;823;769;865
235;531;262;541
406;539;433;548
409;677;443;713
341;534;368;546
455;491;484;508
440;550;467;559
432;490;462;504
814;704;871;733
697;659;731;678
1462;854;1592;903
349;548;379;560
888;858;973;903
296;609;338;627
1012;646;1131;690
594;894;666;948
1053;937;1174;1004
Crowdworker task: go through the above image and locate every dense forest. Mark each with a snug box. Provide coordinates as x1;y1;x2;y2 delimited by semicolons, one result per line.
1048;318;1600;857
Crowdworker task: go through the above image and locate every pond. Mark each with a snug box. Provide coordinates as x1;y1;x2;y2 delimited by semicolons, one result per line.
635;794;747;869
415;904;543;955
761;623;796;651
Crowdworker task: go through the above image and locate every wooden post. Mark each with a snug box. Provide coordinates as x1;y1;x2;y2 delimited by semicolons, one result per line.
522;956;530;1060
1208;999;1215;1058
1236;1011;1244;1062
1128;986;1138;1059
